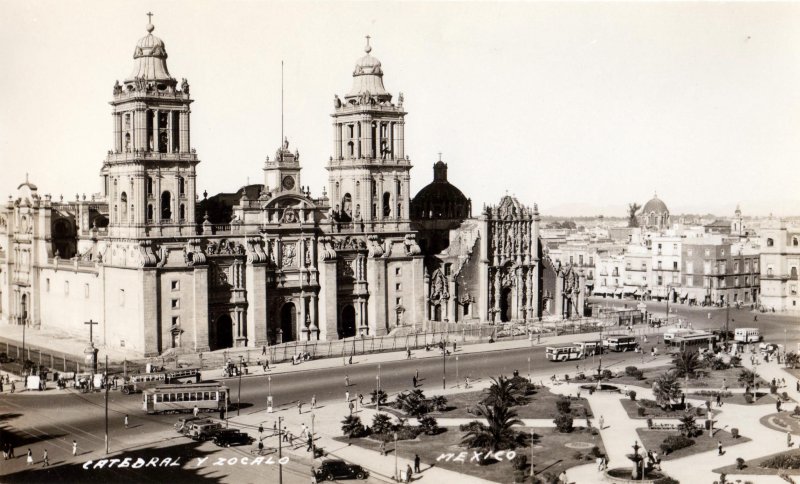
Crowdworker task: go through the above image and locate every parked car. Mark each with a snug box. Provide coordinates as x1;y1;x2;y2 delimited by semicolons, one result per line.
212;429;253;447
185;419;222;440
315;459;368;481
174;416;202;433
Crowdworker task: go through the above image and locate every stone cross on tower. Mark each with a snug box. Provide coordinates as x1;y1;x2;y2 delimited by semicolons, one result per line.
438;152;442;162
147;12;154;23
85;319;99;346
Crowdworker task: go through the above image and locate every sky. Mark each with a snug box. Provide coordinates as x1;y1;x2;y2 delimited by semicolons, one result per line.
1;1;799;217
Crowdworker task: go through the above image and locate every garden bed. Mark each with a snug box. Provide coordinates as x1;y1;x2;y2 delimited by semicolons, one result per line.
336;426;605;483
713;449;800;476
620;398;715;419
438;387;593;419
611;365;768;390
687;390;774;406
635;428;748;461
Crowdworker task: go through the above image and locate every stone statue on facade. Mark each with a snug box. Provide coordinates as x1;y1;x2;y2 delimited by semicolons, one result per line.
113;80;122;95
181;78;190;95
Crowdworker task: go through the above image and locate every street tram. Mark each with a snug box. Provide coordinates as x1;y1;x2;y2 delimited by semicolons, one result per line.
546;345;584;362
122;367;201;394
603;336;638;352
665;331;716;353
143;383;229;414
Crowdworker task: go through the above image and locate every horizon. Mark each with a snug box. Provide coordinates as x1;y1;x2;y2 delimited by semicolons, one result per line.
1;2;799;217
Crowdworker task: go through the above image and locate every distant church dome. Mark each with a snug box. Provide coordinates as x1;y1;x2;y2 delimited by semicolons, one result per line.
411;160;470;220
639;193;670;230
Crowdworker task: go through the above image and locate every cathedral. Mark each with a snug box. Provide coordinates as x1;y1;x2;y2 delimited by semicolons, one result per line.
0;19;582;357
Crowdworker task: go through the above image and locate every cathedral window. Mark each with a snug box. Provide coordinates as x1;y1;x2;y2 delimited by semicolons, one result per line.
179;204;186;221
161;192;172;221
146;110;154;151
147;204;154;221
396;180;401;197
767;238;774;247
397;203;401;218
147;177;154;197
178;177;185;196
794;237;799;247
383;192;391;217
120;192;128;221
347;141;354;157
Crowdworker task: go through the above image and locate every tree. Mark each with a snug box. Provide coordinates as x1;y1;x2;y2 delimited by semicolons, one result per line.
678;412;697;437
461;404;527;454
553;413;574;433
341;415;366;439
652;372;683;409
371;413;395;435
728;355;742;368
395;389;429;417
370;389;388;406
673;350;702;380
430;395;448;412
418;415;440;435
738;369;758;388
481;376;529;408
785;352;800;369
627;203;641;228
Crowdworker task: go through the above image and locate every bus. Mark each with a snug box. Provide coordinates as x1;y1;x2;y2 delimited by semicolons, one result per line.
575;341;603;356
123;368;201;394
143;383;229;414
546;345;583;362
734;328;762;343
603;336;638;352
663;328;692;342
666;331;716;353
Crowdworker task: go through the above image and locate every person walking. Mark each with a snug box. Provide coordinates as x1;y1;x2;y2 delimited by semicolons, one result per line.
42;448;49;467
8;443;14;459
262;345;267;356
380;440;386;456
258;424;264;436
599;415;604;430
26;448;33;466
306;433;313;452
283;426;289;442
345;375;350;387
72;440;77;456
716;394;722;407
406;347;411;359
10;381;14;393
301;423;307;439
349;401;354;415
311;394;317;410
414;454;421;473
415;369;419;380
298;401;303;414
717;441;724;456
124;414;129;429
358;393;364;406
453;341;457;353
412;376;417;388
193;405;199;417
345;390;350;403
405;464;413;483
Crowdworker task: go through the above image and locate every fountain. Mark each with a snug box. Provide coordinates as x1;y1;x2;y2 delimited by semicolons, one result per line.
605;441;671;483
627;440;645;480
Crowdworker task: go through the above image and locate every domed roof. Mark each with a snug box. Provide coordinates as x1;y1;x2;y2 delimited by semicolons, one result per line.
411;160;470;219
126;22;173;82
643;193;668;214
345;37;391;101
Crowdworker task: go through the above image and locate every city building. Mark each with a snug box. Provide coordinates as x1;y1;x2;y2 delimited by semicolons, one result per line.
681;235;760;306
638;193;671;231
759;219;800;312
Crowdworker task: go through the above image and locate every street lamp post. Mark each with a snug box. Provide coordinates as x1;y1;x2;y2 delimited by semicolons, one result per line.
277;415;283;484
456;356;459;388
376;375;381;413
530;429;535;478
311;412;316;458
394;432;399;481
527;356;531;383
237;366;242;416
268;375;272;413
442;341;447;390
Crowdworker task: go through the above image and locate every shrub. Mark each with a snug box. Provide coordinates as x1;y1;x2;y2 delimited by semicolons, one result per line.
770;384;778;394
556;398;572;415
430;395;448;411
341;415;367;438
653;478;680;484
736;457;746;470
602;369;613;379
418;415;440;435
395;424;422;441
629;390;637;401
695;406;704;417
511;454;529;472
744;394;754;404
647;418;654;429
760;453;800;469
460;421;483;433
729;355;742;367
575;373;586;381
553;413;574;433
731;428;739;438
590;445;602;457
625;366;639;376
572;451;583;460
660;434;694;455
639;399;660;408
782;392;790;402
637;407;646;417
794;406;800;416
370;389;388;405
564;374;571;382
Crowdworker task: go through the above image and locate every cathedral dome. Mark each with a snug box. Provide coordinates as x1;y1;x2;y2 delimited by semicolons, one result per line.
642;195;668;215
411;160;470;220
126;22;173;83
345;37;391;101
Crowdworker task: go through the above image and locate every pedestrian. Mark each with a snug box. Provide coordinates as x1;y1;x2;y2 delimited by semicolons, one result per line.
559;470;567;483
8;443;14;459
789;431;793;448
358;393;364;406
301;423;307;438
407;347;411;359
718;441;724;456
796;381;799;392
72;440;77;456
306;433;313;452
349;401;354;415
596;456;603;471
258;424;264;435
345;375;350;387
42;448;49;467
599;415;604;429
193;405;199;417
311;394;317;409
464;376;469;388
124;414;129;429
681;393;685;407
412;376;417;388
453;341;457;353
2;444;6;461
345;391;350;403
26;448;33;465
414;453;421;473
298;401;303;414
716;394;722;407
10;381;14;393
415;369;419;380
405;464;413;483
380;440;386;456
348;355;353;365
777;400;782;412
220;408;225;421
262;345;267;356
283;427;289;442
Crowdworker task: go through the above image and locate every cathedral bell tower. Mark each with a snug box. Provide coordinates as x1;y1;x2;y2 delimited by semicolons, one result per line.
327;37;412;231
102;15;199;238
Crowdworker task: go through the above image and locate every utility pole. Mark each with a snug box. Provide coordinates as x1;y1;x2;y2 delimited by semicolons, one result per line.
105;355;109;454
237;366;242;416
311;412;316;458
665;286;670;324
376;374;380;413
278;415;283;484
442;342;446;390
530;429;535;478
725;302;730;344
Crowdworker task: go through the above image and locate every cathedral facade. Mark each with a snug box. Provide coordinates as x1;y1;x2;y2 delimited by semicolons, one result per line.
0;20;577;357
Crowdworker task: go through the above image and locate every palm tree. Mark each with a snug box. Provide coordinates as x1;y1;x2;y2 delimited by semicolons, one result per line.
481;376;529;408
461;404;527;454
430;395;448;412
627;203;641;228
371;412;395;435
785;352;800;369
652;371;682;409
738;368;758;388
341;415;366;439
678;413;697;437
673;350;701;380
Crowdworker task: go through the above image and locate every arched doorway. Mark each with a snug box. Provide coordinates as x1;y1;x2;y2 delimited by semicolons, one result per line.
280;303;296;343
20;293;28;324
214;314;233;350
500;287;512;322
340;305;356;338
432;304;442;322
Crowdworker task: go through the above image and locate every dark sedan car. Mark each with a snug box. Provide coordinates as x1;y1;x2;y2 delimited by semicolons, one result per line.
314;459;368;481
212;429;253;447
